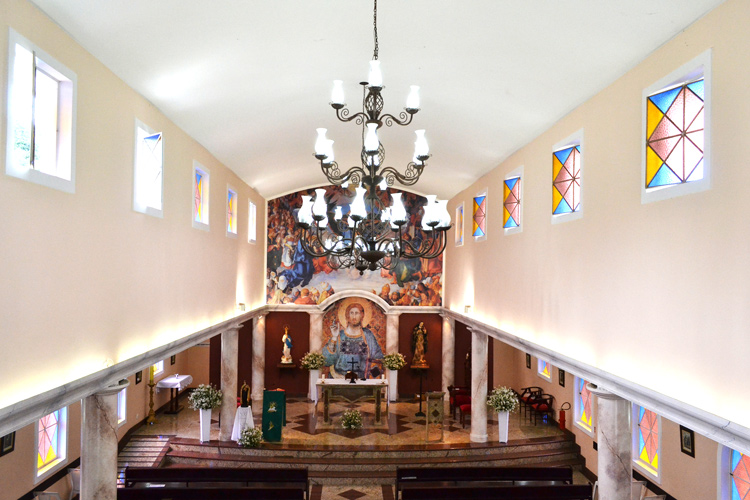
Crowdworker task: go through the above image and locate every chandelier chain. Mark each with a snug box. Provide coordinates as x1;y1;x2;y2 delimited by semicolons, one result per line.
372;0;379;60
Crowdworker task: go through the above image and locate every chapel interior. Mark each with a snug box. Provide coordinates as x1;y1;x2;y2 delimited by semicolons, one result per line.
1;1;749;499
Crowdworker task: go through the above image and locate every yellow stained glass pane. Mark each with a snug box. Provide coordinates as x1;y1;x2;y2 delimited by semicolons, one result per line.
652;452;659;469
646;146;663;186
503;207;510;226
552;156;564;180
552;185;563;212
647;100;664;139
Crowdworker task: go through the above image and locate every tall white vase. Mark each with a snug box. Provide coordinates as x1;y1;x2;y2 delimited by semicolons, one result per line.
497;410;510;443
309;369;320;403
387;369;398;402
199;408;212;443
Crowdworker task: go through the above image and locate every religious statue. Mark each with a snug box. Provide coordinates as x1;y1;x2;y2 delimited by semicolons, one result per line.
323;302;383;379
281;326;293;363
240;381;251;407
411;321;429;368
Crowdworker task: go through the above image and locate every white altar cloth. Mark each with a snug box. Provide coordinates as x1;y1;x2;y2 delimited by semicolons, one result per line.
156;374;193;391
231;406;255;442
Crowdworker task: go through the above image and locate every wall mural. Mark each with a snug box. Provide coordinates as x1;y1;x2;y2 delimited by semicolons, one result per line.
321;297;386;379
266;185;443;306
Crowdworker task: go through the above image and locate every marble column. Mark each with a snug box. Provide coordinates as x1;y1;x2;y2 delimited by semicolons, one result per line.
309;311;324;353
220;326;240;441
81;379;130;500
386;313;400;401
251;315;266;404
441;315;455;395
470;329;488;443
588;384;632;500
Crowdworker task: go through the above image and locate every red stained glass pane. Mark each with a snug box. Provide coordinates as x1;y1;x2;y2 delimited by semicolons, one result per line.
650;135;681;162
566;148;580;177
555;165;573;183
665;88;686;127
650;117;681;142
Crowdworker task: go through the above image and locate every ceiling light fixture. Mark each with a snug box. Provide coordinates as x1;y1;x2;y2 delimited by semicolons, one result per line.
296;0;451;274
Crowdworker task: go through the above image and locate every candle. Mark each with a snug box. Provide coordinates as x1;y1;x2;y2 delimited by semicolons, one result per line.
149;365;155;384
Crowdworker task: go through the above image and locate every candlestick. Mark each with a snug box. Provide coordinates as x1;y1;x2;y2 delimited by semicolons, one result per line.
146;382;157;425
149;365;155;384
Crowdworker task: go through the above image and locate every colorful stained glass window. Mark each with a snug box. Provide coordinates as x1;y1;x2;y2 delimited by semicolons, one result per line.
575;378;592;432
552;145;581;215
646;79;704;188
473;193;486;238
227;189;237;234
38;411;59;469
537;360;551;380
134;120;163;215
637;407;660;474
503;177;521;229
731;449;750;500
455;203;464;246
194;169;208;224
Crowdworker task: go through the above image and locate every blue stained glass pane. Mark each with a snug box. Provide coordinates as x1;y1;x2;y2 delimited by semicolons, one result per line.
649;87;681;114
732;449;742;469
554;198;572;214
196;172;202;184
505;178;518;190
554;147;573;164
649;165;682;187
474;195;486;206
504;217;518;229
687;80;704;100
639;406;645;421
473;227;485;237
639;433;645;453
732;481;740;500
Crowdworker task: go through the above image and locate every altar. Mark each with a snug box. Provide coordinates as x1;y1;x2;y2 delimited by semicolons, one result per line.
317;379;388;424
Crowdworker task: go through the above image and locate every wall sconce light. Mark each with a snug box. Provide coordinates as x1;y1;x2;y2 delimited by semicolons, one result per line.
464;305;472;314
237;303;246;312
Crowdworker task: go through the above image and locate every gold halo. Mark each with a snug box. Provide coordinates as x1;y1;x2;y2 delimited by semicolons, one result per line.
337;297;372;329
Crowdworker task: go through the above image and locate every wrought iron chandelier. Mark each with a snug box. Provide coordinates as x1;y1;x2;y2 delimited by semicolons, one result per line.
295;0;451;274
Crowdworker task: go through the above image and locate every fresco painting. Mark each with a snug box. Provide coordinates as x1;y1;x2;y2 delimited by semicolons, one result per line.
266;185;443;306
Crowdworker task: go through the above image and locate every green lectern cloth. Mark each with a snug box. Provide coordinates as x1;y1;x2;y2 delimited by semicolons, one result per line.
262;389;286;442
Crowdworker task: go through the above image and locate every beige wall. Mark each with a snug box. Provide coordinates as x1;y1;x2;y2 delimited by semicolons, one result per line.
0;0;266;412
446;0;750;430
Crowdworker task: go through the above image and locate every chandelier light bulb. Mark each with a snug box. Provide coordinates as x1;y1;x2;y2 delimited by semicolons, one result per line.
364;123;380;154
435;199;451;228
406;85;420;111
368;60;383;88
334;206;343;220
350;187;368;219
315;128;328;156
298;195;314;226
421;195;437;230
390;192;407;224
323;140;335;164
378;178;387;191
381;206;391;222
312;188;328;227
331;80;345;105
414;129;429;159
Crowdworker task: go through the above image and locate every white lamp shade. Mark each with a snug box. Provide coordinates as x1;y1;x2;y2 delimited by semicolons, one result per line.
406;85;420;110
378;178;388;191
390;193;407;223
368;60;383;88
312;188;328;226
334;206;343;220
298;195;314;225
331;80;345;105
315;128;328;156
364;123;380;154
435;199;451;228
323;140;335;164
350;187;368;219
421;195;437;230
381;206;391;222
414;129;429;157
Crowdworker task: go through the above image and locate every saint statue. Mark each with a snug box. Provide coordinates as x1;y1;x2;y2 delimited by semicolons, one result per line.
411;321;428;368
323;302;383;379
281;326;293;363
240;380;251;407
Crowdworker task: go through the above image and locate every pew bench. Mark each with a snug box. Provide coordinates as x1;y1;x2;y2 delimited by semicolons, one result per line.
117;487;304;500
400;484;593;500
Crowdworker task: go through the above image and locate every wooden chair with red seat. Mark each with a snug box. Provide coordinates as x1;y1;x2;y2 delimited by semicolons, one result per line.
518;386;543;422
458;402;472;428
448;385;471;420
530;394;555;425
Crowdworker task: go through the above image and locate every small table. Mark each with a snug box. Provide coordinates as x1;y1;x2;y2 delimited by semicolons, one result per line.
156;374;193;414
231;406;255;442
317;379;388;424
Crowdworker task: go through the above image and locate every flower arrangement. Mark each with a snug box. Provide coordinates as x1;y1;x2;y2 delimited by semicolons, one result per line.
486;386;519;413
238;426;263;448
187;384;223;410
300;352;326;370
382;353;407;371
341;409;363;429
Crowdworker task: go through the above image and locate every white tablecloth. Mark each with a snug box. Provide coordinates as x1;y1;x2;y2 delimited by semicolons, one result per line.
156;374;193;392
231;406;255;442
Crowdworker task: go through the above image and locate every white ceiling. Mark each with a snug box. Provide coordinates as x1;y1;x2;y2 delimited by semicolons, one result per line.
30;0;724;200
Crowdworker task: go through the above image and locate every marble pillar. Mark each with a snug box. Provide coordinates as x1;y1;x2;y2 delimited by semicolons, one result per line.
81;379;130;500
251;315;266;404
386;313;400;401
588;384;632;500
220;327;240;441
309;311;324;353
470;329;488;443
441;315;455;395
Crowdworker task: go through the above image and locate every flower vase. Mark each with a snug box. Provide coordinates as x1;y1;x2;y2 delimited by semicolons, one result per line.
497;410;509;443
199;408;212;443
309;369;320;403
387;369;398;402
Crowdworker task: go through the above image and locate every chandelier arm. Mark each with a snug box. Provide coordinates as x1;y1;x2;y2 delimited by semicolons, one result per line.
380;111;414;128
320;162;366;187
379;162;425;187
335;107;368;125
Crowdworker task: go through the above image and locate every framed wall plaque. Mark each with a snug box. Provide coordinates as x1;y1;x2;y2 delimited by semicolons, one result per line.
680;425;695;457
0;432;15;456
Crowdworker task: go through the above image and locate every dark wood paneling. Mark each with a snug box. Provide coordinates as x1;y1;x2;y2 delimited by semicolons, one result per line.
454;321;493;391
398;313;443;397
238;321;253;393
209;333;221;388
264;311;310;396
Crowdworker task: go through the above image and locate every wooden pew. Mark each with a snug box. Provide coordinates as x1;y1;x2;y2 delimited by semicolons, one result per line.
123;467;308;499
395;466;573;497
401;484;593;500
117;487;304;500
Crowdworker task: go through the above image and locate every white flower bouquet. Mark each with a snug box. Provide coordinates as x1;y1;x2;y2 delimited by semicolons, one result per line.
300;352;326;370
383;353;406;371
341;409;363;429
187;384;223;410
238;426;263;448
486;386;519;413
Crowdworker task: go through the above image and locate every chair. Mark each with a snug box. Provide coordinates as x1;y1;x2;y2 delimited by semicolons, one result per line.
458;403;472;428
530;394;554;425
448;385;471;419
644;496;666;500
67;467;80;500
518;386;543;421
33;493;62;500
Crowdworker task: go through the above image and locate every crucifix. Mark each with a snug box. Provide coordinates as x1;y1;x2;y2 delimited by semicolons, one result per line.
346;358;360;384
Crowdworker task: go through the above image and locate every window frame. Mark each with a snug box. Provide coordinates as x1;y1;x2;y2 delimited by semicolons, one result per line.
503;166;523;236
472;189;487;242
6;28;77;193
632;404;662;484
641;49;711;204
192;161;210;231
117;387;127;427
133;118;164;218
227;185;238;238
248;199;257;243
551;129;584;225
152;360;164;377
537;359;552;382
573;376;595;437
35;406;68;483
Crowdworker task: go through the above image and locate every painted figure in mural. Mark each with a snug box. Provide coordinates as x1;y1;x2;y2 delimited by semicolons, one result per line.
281;326;293;363
411;321;428;367
323;302;383;379
278;240;314;291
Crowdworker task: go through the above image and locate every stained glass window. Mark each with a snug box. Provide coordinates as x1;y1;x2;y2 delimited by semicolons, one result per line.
537;360;551;381
37;407;66;477
574;378;593;433
227;188;237;235
193;165;209;226
117;388;127;425
503;177;521;229
134;120;163;216
473;192;486;239
635;406;660;477
731;449;750;500
646;79;704;188
552;145;581;215
455;203;464;246
248;200;257;243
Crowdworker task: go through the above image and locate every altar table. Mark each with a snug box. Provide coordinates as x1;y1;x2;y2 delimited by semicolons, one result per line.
156;374;192;414
317;379;388;424
231;406;255;442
